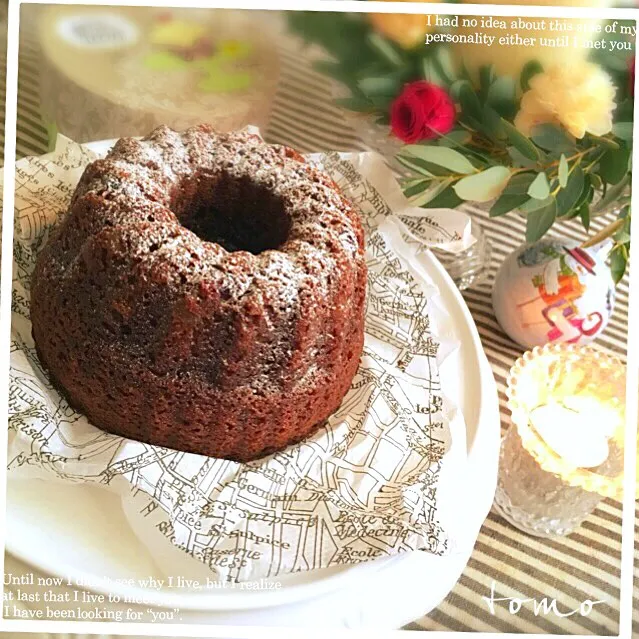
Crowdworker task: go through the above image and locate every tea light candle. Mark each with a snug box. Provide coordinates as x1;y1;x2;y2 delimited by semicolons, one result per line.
529;396;620;469
494;343;625;538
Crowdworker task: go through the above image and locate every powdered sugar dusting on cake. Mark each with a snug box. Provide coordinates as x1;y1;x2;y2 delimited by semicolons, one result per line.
30;124;367;462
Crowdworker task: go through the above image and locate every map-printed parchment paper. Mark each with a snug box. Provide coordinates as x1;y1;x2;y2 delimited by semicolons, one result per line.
8;134;471;583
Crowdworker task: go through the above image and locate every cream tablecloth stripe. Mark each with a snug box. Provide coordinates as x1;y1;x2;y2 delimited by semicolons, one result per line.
6;13;639;635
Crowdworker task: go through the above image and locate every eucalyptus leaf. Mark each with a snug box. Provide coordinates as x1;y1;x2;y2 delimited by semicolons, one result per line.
507;146;539;168
358;75;401;97
610;248;627;284
434;47;456;84
365;94;395;111
288;12;372;61
438;129;472;147
421;58;433;83
410;182;450;207
615;99;634;123
465;115;487;135
615;230;632;244
487;76;516;118
402;145;476;175
531;124;575;153
403;178;430;199
528;172;551;200
556;166;585;217
575;173;593;211
459;61;473;84
334;96;374;113
592;174;630;213
479;65;496;101
519;195;554;214
558;155;569;188
502;120;539;161
367;33;403;67
520;60;543;91
503;172;537;195
579;205;591;231
421;58;447;87
490;193;530;217
564;206;583;220
479;65;496;89
526;199;557;243
421;184;464;209
396;154;437;177
454;166;512;202
449;79;467;102
312;60;353;83
458;81;483;123
401;176;426;189
599;146;631;185
482;105;506;141
591;136;620;150
614;215;632;243
589;172;603;191
612;122;633;142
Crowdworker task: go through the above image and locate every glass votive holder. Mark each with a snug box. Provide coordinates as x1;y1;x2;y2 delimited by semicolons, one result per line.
493;343;625;538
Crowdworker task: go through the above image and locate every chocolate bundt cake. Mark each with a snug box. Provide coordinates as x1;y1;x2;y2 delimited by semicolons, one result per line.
31;125;367;462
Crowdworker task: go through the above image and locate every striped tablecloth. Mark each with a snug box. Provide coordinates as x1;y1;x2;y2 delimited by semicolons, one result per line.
4;7;638;634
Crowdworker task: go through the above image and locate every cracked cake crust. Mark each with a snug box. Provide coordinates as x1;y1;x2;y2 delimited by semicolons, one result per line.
30;124;367;462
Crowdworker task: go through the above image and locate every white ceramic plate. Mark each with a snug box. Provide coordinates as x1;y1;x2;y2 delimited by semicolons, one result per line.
6;140;500;620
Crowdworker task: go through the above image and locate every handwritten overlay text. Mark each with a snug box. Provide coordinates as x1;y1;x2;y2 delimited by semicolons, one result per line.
483;581;605;618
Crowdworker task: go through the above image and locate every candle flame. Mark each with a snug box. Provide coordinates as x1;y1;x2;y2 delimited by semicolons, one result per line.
507;344;626;497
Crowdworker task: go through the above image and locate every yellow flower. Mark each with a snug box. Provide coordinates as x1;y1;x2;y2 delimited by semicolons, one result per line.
149;20;207;48
219;40;252;60
514;62;616;139
368;0;437;49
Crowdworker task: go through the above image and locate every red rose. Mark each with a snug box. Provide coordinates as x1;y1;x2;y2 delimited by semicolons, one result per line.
390;81;456;143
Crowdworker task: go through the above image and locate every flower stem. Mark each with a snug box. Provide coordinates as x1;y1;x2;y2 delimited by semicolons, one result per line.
581;218;626;248
428;127;493;166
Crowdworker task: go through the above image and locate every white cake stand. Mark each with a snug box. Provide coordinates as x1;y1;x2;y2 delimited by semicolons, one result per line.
5;142;501;629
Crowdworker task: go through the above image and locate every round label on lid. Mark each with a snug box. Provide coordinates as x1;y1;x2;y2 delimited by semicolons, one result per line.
56;13;139;50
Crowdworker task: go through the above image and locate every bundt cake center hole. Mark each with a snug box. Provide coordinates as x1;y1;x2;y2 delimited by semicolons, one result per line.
174;172;291;254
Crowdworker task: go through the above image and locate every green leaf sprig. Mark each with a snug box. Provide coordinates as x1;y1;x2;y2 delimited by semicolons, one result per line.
287;12;455;124
287;13;633;284
397;62;633;282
